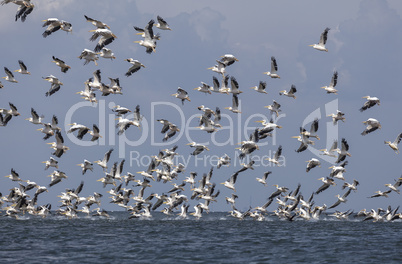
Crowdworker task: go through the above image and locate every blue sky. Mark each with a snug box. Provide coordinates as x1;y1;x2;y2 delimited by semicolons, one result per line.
0;0;401;213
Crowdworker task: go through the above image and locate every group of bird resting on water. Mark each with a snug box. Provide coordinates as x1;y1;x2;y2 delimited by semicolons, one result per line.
0;1;401;222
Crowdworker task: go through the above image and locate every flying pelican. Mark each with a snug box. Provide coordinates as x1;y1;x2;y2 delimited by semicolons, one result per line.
172;87;191;105
264;100;281;117
89;28;117;52
319;140;338;157
266;145;283;166
67;123;90;140
237;129;259;159
335;138;351;163
221;172;239;192
256;171;272;186
0;102;20;126
42;157;58;170
190;204;203;219
256;118;282;138
227;76;243;95
279;85;297;99
47;131;69;158
196;115;217;133
217;154;231;169
154;15;172;30
300;118;320;140
78;49;99;66
309;27;330;51
328;110;345;125
360;96;380;112
25;108;43;125
134;19;156;53
187;142;209;155
306;158;321;172
361;118;381;136
124;58;145;77
263;56;280;78
194;82;212;94
77;160;93;175
89;124;102;141
207;60;226;76
42;18;72;37
369;190;392;198
321;71;338;94
116;113;141;135
342;179;360;192
9;1;34;22
84;15;110;29
43;75;63;96
268;185;289;200
292;133;314;153
94;148;113;171
4;168;22;181
3;67;18;83
225;94;241;113
14;60;30;74
316;177;336;194
328;189;351;209
250;81;267;94
37;123;54;140
220;54;238;66
52;56;70;73
97;47;115;60
384;132;402;153
210;76;226;94
384;177;402;194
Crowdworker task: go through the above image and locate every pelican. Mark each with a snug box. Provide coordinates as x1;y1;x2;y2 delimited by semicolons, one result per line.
25;108;43;125
89;124;102;141
115;113;141;135
329;161;348;180
178;204;189;218
319;140;338;157
187;142;209;155
369;190;391;198
84;15;110;29
268;185;289;200
335;138;351;163
264;100;281;117
384;177;402;194
237;129;259;159
134;19;157;53
124;58;145;77
97;47;115;60
52;56;70;73
217;154;231;169
221;172;239;192
292;134;314;153
194;82;212;94
10;1;34;22
279;85;297;99
3;67;18;83
220;54;238;66
256;118;282;138
316;177;336;194
300;118;320;140
47;131;69;158
263;56;280;78
0;102;20;126
306;158;321;172
250;81;267;94
266;145;283;166
342;179;360;192
77;160;93;175
89;28;117;52
361;118;381;136
78;81;97;103
42;157;58;170
4;168;22;181
309;27;330;51
384;132;402;153
67;123;90;140
42;18;72;37
196;115;217;133
328;110;345;125
78;49;99;66
210;76;227;94
43;75;63;96
154;15;172;30
328;189;351;209
37;123;54;140
172;87;191;105
190;204;203;219
223;94;240;114
14;60;30;75
94;148;113;171
321;71;338;94
256;171;272;186
207;60;226;76
360;96;380;112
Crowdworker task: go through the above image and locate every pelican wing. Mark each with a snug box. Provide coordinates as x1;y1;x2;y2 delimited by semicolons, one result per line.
320;27;330;45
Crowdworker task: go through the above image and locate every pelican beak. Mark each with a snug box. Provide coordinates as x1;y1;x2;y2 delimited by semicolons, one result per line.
308;45;314;47
133;41;141;43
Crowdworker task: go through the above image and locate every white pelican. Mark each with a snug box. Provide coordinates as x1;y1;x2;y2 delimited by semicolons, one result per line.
52;56;71;73
384;177;402;194
217;154;231;169
154;15;172;30
361;118;381;136
124;58;145;77
207;60;226;76
250;81;267;94
264;100;281;117
321;71;338;94
328;189;351;209
108;77;122;94
68;123;90;140
210;76;225;93
42;18;72;37
9;1;34;22
89;124;102;141
384;132;402;153
328;110;345;125
319;140;338;157
92;208;110;218
190;204;203;219
256;118;282;138
220;54;238;66
309;27;330;51
48;131;69;158
94;148;113;171
4;168;22;181
342;179;359;192
14;60;30;75
301;118;320;140
360;96;380;112
306;158;321;172
225;94;241;113
196;115;217;133
335;138;351;163
263;56;280;78
43;75;63;96
194;82;212;94
227;76;243;94
369;190;391;198
42;157;58;170
266;145;283;166
256;171;272;186
134;19;156;53
77;159;93;175
187;142;209;155
25;107;43;125
78;81;97;103
237;129;259;159
98;47;115;60
89;28;117;52
268;184;289;200
0;102;20;126
3;67;18;83
178;204;189;218
84;15;110;29
37;123;54;140
329;161;348;180
115;114;140;135
78;49;99;66
292;133;314;153
279;85;297;99
315;177;336;194
221;172;239;192
172;87;191;105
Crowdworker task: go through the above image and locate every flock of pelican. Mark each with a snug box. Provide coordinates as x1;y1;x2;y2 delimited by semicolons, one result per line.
0;3;401;222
